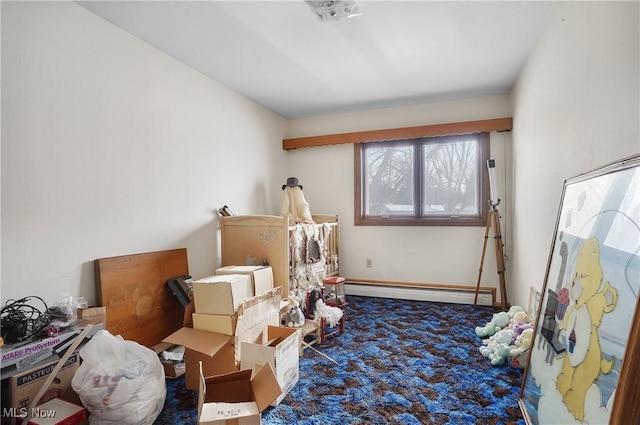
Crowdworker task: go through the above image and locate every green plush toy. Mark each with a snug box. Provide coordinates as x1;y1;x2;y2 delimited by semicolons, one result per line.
479;328;514;366
475;311;511;338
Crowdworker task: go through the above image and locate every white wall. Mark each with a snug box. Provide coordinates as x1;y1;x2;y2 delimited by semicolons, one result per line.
510;1;639;308
1;1;288;307
285;96;513;303
4;1;636;312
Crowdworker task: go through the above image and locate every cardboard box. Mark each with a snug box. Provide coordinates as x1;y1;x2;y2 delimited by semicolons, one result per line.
197;362;281;425
193;274;253;315
192;313;238;335
162;328;234;391
2;354;80;425
215;266;274;296
76;306;106;322
0;330;78;372
241;326;300;406
164;288;282;391
151;342;186;379
192;286;281;335
26;397;87;425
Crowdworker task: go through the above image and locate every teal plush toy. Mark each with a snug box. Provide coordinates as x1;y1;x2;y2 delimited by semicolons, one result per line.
479;328;514;365
475;311;511;338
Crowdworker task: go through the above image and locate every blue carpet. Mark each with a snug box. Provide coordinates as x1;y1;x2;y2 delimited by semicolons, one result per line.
155;296;525;425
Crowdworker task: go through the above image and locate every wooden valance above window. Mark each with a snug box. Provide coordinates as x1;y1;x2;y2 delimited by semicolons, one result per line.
282;117;512;150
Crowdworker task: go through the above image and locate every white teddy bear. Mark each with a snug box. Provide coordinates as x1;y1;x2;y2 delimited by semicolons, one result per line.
479;328;514;366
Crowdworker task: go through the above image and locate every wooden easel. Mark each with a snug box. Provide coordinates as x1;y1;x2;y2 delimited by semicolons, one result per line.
474;201;508;310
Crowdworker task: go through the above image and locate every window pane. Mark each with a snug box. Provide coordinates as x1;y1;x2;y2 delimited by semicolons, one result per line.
364;144;414;217
422;138;479;217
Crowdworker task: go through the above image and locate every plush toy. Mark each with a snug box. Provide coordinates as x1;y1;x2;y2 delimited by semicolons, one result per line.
475;311;511;338
509;328;534;369
511;311;530;325
506;305;525;318
508;310;533;337
511;320;533;338
479;329;514;366
509;328;533;358
285;297;305;328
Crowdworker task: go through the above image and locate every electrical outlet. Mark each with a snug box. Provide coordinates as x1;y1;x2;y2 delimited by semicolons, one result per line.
366;258;372;268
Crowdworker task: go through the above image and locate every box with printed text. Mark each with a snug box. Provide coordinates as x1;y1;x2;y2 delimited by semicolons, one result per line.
1;354;80;425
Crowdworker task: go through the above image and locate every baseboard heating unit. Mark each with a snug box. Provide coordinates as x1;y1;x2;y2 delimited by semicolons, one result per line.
345;281;494;306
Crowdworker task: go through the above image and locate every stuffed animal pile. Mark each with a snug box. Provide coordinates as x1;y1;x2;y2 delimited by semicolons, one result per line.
475;305;534;367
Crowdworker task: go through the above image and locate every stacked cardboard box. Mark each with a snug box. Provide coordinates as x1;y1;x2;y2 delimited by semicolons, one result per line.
192;274;254;315
214;265;274;296
163;268;283;386
163;265;300;421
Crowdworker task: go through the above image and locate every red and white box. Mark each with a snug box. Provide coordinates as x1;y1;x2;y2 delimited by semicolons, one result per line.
26;397;87;425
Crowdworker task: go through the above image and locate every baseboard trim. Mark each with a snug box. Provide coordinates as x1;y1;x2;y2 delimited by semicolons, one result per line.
344;280;495;306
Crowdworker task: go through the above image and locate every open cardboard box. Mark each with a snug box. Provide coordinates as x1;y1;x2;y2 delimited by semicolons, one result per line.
151;342;186;379
164;287;283;391
241;326;300;407
162;328;234;391
197;361;281;425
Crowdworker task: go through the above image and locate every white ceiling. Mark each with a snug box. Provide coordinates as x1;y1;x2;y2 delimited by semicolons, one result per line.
76;1;553;119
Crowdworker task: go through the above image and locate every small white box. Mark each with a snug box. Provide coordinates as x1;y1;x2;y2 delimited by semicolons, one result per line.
193;274;253;315
215;266;274;296
26;397;87;425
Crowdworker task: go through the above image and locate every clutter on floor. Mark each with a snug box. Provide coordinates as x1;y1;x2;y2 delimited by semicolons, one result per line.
0;293;105;425
475;305;533;367
157;296;524;425
2;177;347;424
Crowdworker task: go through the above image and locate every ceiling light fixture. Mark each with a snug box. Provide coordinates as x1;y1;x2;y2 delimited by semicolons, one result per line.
305;0;362;22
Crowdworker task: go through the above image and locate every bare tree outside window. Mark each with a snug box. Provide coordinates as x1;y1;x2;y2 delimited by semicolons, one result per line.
356;133;489;226
364;143;413;216
423;139;478;216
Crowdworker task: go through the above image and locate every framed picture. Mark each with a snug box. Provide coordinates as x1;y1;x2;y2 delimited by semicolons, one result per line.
519;154;640;425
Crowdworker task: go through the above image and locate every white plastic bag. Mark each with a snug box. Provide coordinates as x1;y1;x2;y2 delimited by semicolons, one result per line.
71;330;166;425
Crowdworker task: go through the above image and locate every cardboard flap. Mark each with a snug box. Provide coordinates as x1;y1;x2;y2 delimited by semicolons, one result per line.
241;341;275;367
251;363;282;412
200;401;259;423
242;287;282;309
198;361;206;422
204;368;253;385
267;325;297;340
152;342;175;354
266;337;283;347
163;327;231;357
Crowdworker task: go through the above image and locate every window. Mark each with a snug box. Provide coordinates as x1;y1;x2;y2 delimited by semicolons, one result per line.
355;132;489;226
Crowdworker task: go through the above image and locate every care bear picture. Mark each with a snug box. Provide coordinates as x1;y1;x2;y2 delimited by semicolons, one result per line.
519;155;640;425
